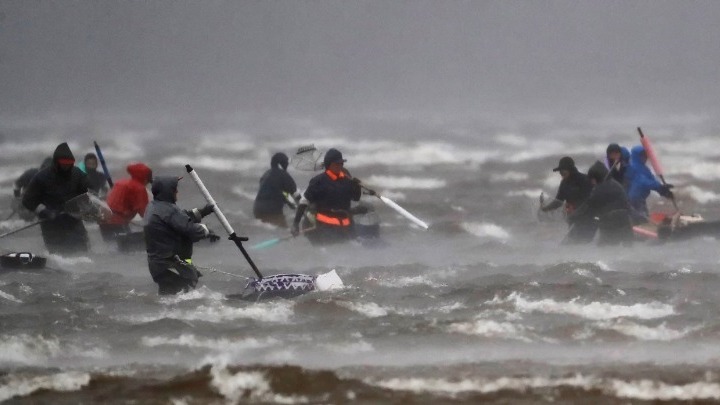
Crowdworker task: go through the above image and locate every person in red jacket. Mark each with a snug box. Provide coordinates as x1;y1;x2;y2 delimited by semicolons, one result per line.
99;162;153;240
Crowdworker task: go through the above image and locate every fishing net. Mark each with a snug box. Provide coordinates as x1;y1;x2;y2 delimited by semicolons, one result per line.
64;192;113;221
291;144;325;172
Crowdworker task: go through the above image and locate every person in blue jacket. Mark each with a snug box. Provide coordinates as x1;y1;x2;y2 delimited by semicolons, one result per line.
624;145;674;223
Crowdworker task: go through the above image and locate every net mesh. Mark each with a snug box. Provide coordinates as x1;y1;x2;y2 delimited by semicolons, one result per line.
291;144;325;172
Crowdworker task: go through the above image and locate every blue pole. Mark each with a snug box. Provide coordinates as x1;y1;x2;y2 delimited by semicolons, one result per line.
93;141;114;188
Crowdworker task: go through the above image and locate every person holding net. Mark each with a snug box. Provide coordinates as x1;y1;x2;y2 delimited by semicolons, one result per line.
291;148;363;244
253;152;301;228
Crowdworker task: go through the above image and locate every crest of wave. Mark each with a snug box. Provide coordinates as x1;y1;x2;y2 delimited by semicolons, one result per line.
0;372;90;402
127;300;295;324
461;222;510;241
210;365;308;404
492;292;675;320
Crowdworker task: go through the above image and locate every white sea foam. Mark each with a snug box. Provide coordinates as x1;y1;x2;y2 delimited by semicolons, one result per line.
461;222;510;241
142;334;278;352
682;185;720;204
683;162;720;181
500;292;675;320
161;155;258;172
348;142;494;167
0;219;29;230
158;286;226;304
0;335;62;365
126;301;294;324
595;261;612;271
506;188;545;199
375;275;444;288
0;140;63;159
448;319;528;341
572;268;602;284
0;372;91;402
210;366;308;404
364;175;446;190
335;301;389;318
371;375;720;401
0;290;22;303
491;172;530;183
230;185;257;201
598;320;695;341
611;379;720;401
0;169;25;185
49;254;93;267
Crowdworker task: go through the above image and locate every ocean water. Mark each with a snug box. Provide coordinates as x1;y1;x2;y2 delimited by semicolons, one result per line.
1;114;720;403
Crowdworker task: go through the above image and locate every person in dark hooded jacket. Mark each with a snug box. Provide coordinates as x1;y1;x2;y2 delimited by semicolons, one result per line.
540;156;596;243
22;143;91;254
144;176;218;295
291;148;363;245
569;161;633;246
78;153;108;196
12;157;52;220
253;152;300;228
624;145;674;223
604;143;628;185
98;162;153;240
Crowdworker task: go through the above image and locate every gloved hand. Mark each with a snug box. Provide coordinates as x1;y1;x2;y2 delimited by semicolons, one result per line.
350;205;368;215
659;185;674;198
351;177;362;185
207;231;220;242
291;222;300;237
13;189;21;198
199;203;215;217
38;208;58;221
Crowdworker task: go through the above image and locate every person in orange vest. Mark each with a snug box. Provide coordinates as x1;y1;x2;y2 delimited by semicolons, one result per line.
99;162;153;240
291;148;362;244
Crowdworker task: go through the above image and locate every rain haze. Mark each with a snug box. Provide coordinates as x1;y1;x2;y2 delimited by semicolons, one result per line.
3;1;720;403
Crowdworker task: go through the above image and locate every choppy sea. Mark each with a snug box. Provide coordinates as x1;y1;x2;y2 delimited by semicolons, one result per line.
1;114;720;403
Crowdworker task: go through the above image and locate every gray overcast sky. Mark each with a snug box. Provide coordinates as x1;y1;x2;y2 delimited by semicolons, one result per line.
1;0;719;119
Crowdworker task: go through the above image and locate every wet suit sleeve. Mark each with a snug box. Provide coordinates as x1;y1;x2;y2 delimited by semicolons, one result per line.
281;172;297;195
21;173;45;212
169;210;207;242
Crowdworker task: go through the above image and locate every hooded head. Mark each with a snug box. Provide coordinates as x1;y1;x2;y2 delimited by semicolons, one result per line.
151;176;180;203
53;142;75;173
606;143;622;163
127;162;153;185
630;145;647;165
83;153;99;172
323;148;346;169
620;147;630;164
270;152;289;171
587;160;609;184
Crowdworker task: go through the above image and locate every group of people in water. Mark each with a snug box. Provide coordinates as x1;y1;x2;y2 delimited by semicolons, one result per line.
10;142;366;295
9;138;678;294
539;143;675;245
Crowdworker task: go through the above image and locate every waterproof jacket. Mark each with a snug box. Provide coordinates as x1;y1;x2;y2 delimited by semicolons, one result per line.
571;161;632;228
106;163;152;225
253;167;297;216
304;169;361;220
144;177;207;262
625;145;662;204
21;143;89;253
554;167;593;213
22;143;89;212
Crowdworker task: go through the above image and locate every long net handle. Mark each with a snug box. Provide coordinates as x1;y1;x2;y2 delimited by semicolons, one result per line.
185;165;234;235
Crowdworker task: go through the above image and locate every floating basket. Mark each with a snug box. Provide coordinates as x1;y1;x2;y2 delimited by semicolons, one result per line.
1;252;46;269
